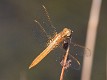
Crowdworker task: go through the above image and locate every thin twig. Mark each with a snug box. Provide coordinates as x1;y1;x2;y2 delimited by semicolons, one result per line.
60;46;70;80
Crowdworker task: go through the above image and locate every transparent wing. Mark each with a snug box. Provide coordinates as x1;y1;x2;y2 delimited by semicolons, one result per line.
69;53;81;70
32;5;57;48
60;53;81;70
67;42;91;70
57;42;91;70
32;20;48;48
60;50;81;70
69;42;91;57
42;5;57;34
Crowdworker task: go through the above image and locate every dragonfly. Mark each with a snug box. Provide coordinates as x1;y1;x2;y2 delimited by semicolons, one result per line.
29;5;91;70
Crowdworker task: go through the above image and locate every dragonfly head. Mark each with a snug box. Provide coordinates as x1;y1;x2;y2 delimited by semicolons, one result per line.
63;28;73;37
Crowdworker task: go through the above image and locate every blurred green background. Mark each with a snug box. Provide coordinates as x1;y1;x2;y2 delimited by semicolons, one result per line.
0;0;106;80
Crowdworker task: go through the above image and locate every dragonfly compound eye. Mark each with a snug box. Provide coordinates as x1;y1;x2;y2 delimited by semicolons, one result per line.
63;28;71;37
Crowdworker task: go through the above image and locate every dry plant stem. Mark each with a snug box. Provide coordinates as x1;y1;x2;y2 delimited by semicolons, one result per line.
60;46;70;80
81;0;102;80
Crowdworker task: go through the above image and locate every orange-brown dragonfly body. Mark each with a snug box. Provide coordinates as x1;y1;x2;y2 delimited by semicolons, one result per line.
29;5;90;70
29;28;72;69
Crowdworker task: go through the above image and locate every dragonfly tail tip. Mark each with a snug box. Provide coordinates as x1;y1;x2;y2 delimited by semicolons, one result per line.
29;65;32;69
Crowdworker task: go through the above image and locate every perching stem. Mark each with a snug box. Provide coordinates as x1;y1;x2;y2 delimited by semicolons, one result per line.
60;46;70;80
